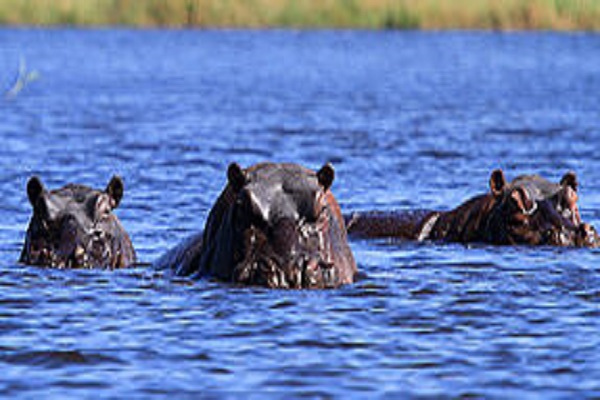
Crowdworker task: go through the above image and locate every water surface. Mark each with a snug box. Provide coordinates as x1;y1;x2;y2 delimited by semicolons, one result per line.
1;29;599;398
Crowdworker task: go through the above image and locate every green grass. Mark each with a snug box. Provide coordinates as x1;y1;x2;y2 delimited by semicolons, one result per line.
0;0;599;30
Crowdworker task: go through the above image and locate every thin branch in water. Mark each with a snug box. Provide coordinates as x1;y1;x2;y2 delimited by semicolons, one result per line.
5;57;40;100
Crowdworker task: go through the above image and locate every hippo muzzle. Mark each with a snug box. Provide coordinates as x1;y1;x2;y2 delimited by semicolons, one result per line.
233;213;338;289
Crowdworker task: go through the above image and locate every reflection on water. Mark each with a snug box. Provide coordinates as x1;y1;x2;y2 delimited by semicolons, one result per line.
0;29;599;397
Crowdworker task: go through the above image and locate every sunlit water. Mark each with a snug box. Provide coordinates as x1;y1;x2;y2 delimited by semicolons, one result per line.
1;29;599;398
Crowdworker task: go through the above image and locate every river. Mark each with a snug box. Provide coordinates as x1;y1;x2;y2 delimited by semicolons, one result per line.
1;29;599;397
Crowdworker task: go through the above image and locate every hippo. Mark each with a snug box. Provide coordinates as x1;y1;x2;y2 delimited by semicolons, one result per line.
20;176;136;268
155;162;357;289
346;169;599;247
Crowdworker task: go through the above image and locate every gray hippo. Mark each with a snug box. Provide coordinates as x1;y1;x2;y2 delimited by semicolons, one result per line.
346;169;599;247
155;162;357;289
20;176;136;268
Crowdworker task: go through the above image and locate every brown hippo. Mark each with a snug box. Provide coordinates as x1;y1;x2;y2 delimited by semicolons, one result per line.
346;169;599;247
20;176;136;268
155;162;357;289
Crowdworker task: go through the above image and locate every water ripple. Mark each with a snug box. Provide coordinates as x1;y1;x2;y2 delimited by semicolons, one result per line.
1;29;600;398
0;350;124;368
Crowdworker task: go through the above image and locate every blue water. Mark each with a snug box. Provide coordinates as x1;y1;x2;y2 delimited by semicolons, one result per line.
1;29;600;398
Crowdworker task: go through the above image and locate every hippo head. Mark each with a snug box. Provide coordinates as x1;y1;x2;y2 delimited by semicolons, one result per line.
20;176;136;268
485;169;599;247
198;162;357;289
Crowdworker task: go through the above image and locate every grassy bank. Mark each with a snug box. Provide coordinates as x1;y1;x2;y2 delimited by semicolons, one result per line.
0;0;599;30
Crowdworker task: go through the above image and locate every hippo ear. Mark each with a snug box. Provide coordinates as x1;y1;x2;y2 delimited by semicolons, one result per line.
227;163;247;192
27;176;52;220
27;176;45;206
27;176;48;218
106;175;124;209
489;169;506;197
317;163;335;192
560;171;578;192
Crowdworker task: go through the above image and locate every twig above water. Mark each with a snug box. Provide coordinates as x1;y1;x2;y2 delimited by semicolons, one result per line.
5;57;40;100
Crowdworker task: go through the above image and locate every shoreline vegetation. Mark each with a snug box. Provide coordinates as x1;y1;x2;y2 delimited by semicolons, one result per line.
0;0;599;31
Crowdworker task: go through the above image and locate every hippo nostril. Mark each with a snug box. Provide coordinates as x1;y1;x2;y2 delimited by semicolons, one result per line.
543;229;561;245
73;245;87;267
37;248;51;264
576;223;599;247
75;245;85;258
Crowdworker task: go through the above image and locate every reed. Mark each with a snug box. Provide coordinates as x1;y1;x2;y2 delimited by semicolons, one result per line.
0;0;599;30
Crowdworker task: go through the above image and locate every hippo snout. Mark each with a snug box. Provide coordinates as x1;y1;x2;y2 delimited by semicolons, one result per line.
88;230;112;264
28;244;51;265
232;252;337;289
576;223;600;247
302;257;336;289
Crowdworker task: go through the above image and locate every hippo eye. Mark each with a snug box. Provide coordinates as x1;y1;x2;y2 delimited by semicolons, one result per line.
38;219;49;233
508;187;537;217
236;190;267;227
39;217;60;236
89;195;112;220
295;191;322;223
521;201;538;216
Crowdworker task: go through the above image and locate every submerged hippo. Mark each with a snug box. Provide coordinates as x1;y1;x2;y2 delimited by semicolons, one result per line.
156;162;357;289
20;176;136;268
346;169;599;247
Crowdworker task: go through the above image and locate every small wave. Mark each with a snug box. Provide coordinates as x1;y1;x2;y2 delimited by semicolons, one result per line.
484;127;569;137
418;149;464;159
0;350;124;368
287;339;373;350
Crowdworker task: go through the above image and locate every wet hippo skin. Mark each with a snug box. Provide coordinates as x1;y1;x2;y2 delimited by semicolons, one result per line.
346;169;599;248
20;176;136;268
155;162;357;289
